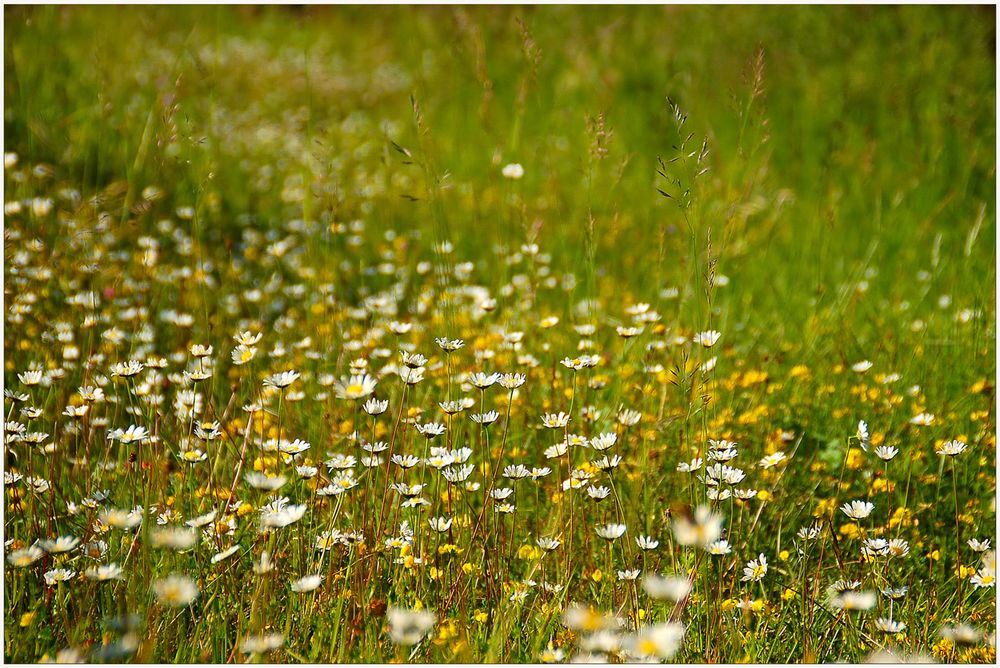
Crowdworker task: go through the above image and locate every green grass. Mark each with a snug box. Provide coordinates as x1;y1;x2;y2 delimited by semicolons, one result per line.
3;5;996;663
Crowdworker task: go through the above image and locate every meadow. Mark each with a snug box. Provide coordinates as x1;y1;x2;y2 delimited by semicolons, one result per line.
2;5;997;663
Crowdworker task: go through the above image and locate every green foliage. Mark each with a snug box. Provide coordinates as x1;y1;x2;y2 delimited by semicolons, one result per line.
3;5;995;664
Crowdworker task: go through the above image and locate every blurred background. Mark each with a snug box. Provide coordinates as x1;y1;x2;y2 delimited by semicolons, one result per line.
5;6;996;378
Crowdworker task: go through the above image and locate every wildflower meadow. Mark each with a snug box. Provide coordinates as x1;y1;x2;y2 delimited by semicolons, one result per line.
3;5;997;664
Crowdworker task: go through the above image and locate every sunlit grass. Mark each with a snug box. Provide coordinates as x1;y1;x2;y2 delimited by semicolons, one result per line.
3;5;996;663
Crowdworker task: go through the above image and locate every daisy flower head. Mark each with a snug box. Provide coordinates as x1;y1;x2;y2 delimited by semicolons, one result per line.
263;370;300;389
625;621;686;660
240;633;285;656
234;330;262;346
498;373;526;390
426;451;456;469
316;531;343;551
211;545;241;564
636;535;659;551
851;360;873;373
100;507;143;530
741;553;768;582
388;321;413;335
862;538;889;558
189;344;213;358
400;351;427;368
503;464;531;480
642;574;691;601
708;447;738;462
886;538;909;558
936;439;967;457
85;563;124;581
561;603;618;633
76;386;103;403
290;574;323;593
363;398;389;415
334;374;377;401
428;517;453;532
186;510;217;528
672;505;724;548
797;524;823;541
970;569;995;588
856;419;870;451
595;523;627;541
7;545;45;567
560;357;587;371
439;400;465;415
108;425;150;444
63;404;88;418
706;463;746;485
968;538;991;553
617;569;641;582
615;326;642;338
415;422;447;438
586;485;611;500
253;551;275;575
187;368;213;383
880;586;908;600
502;163;524;179
151;527;198;551
44;568;76;585
435;338;465;353
840;500;874;521
468;371;500;389
260;503;307;529
693;330;721;348
617;409;642;426
244;472;287;491
707;539;732;555
399;366;426;385
39;535;80;554
539;646;565;663
470;410;500;425
677;458;703;473
589;432;617;451
706;487;731;501
874;445;898;461
536;536;561;551
110;360;145;378
874;618;906;634
939;623;981;645
832;590;877;611
152;574;199;607
387;607;436;645
830;579;861;593
541;412;571;429
5;389;29;403
759;451;787;469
